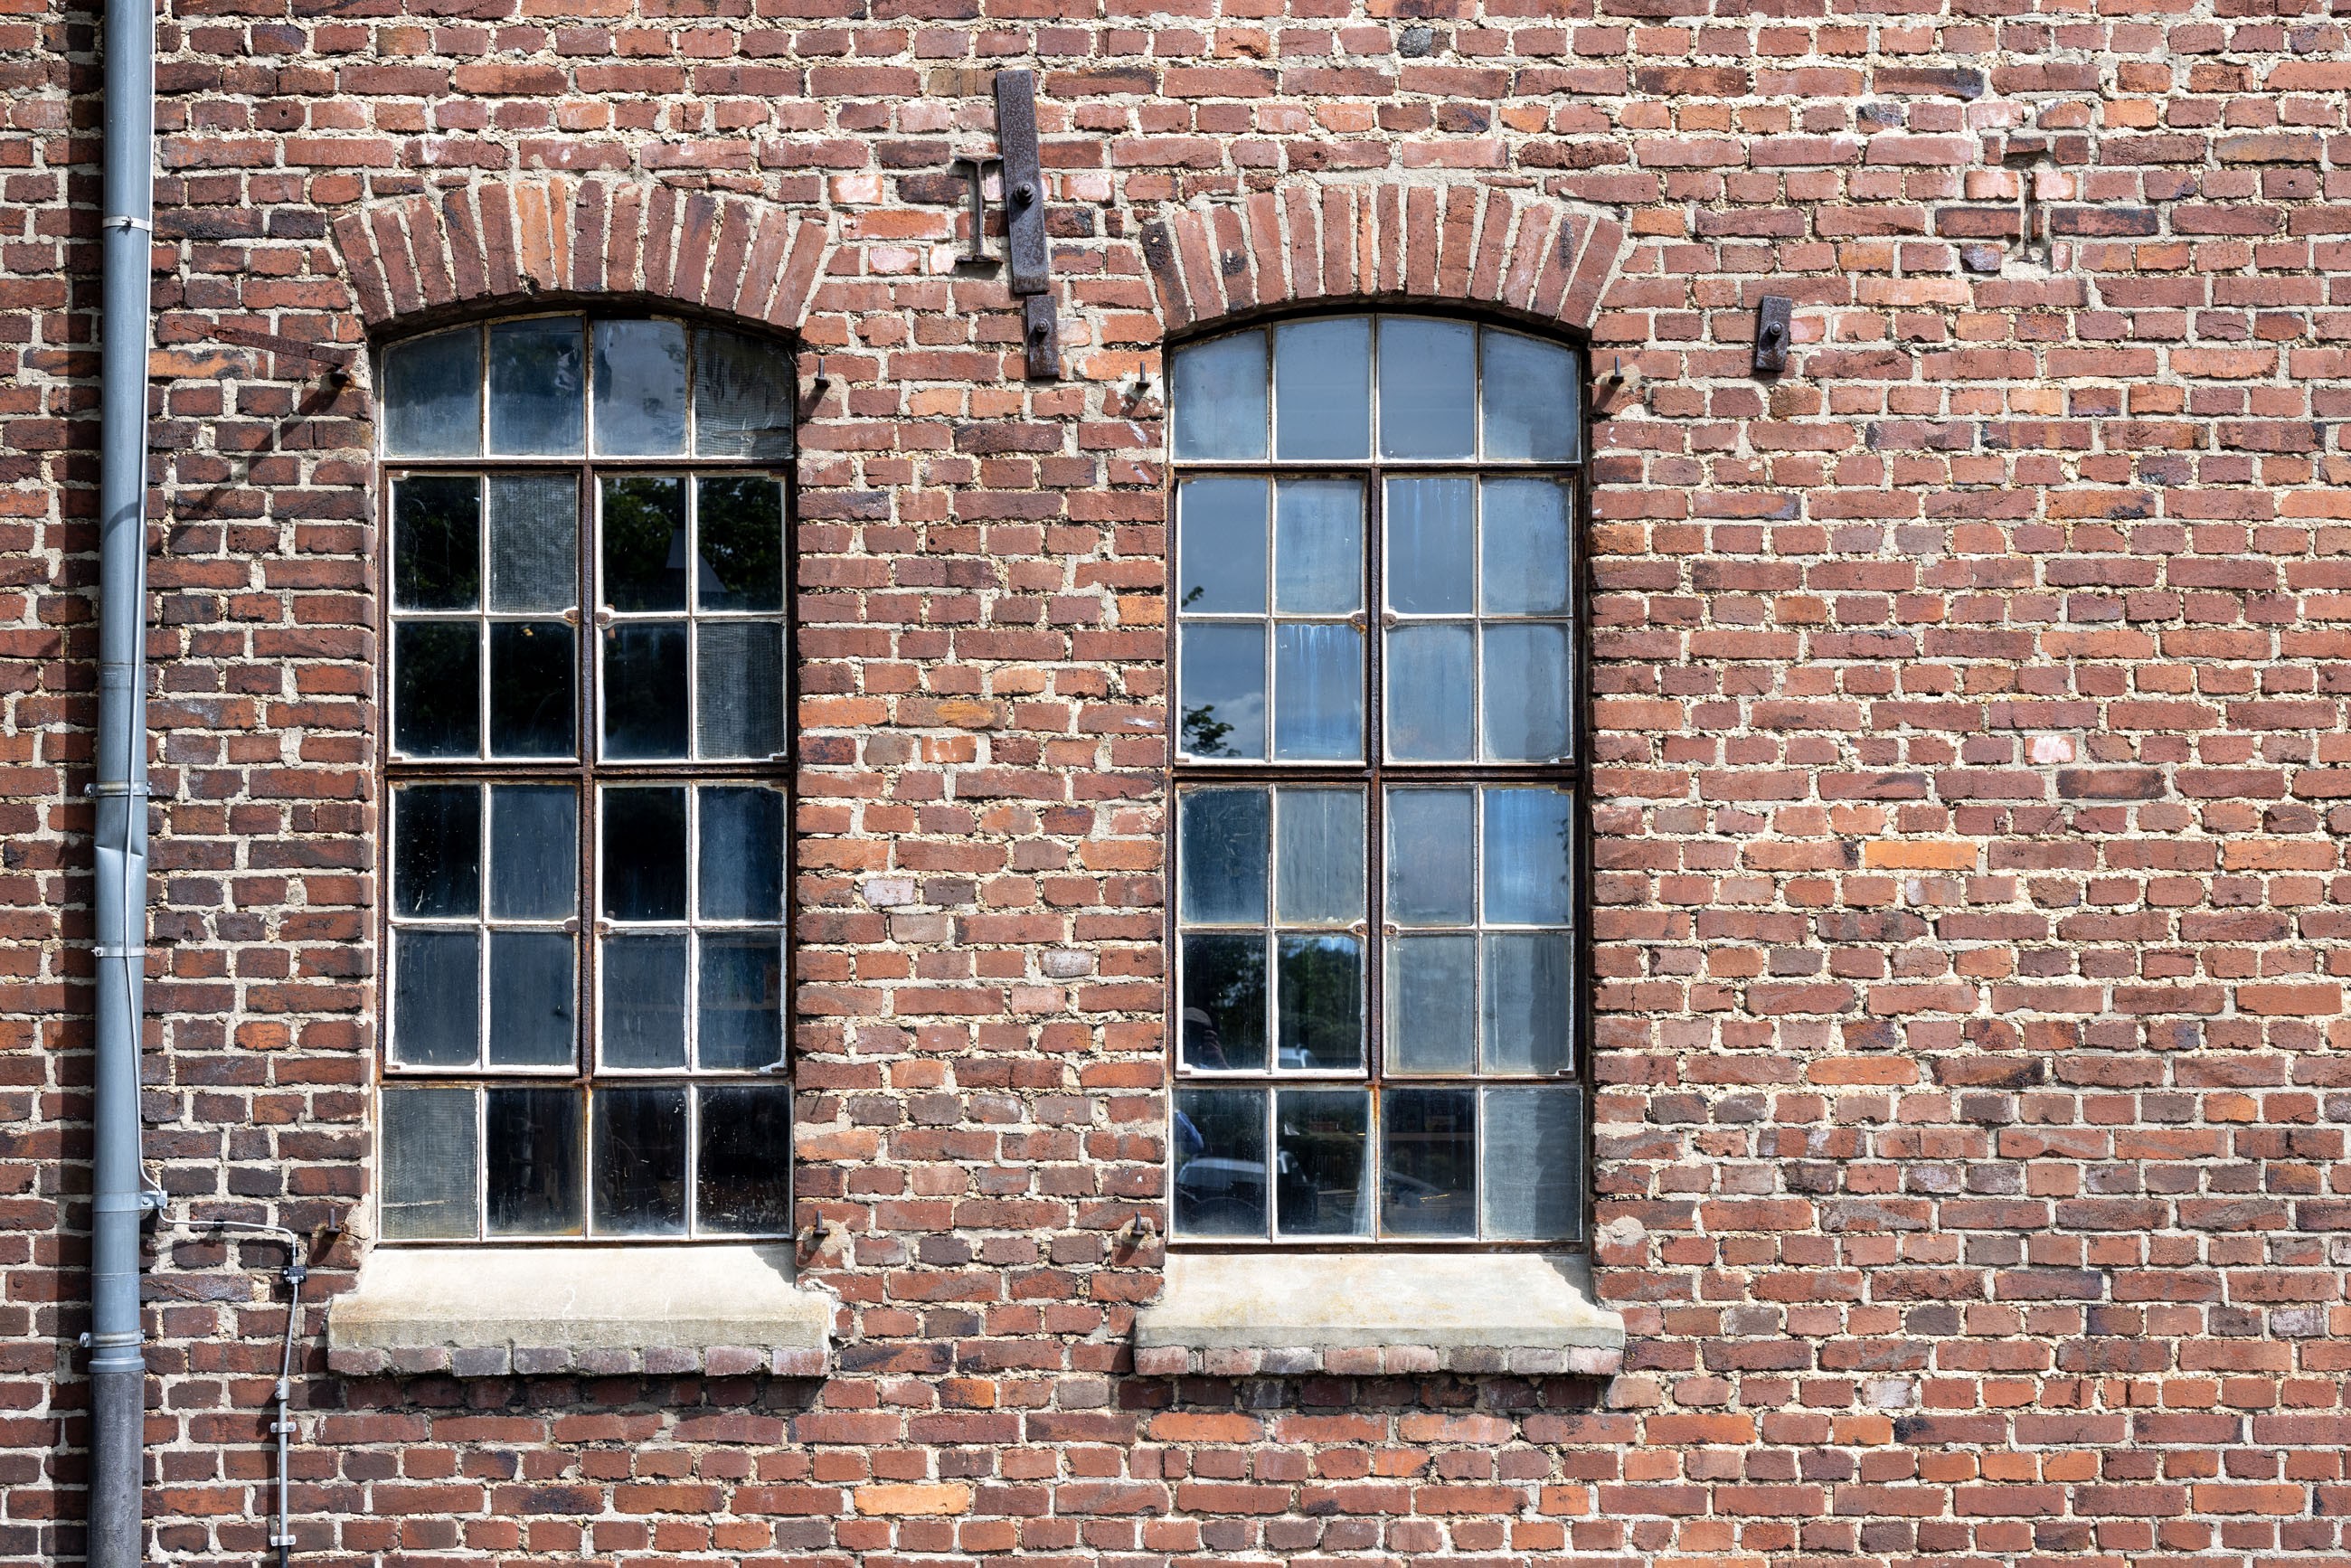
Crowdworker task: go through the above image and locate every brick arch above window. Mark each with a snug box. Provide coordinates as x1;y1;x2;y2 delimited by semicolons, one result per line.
1140;184;1629;338
329;179;834;334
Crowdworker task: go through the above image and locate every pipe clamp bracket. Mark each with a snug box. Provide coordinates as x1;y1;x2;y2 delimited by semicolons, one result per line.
91;945;148;959
102;215;154;231
85;781;157;798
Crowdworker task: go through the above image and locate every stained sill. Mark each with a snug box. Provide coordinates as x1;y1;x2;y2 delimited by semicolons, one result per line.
1133;1251;1623;1377
325;1244;834;1378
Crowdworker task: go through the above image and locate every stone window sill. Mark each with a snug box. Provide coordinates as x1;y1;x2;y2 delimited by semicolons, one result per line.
1132;1251;1623;1378
325;1244;834;1378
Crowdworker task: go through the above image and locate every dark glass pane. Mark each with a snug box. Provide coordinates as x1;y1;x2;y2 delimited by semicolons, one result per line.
392;929;479;1068
382;327;481;458
1170;331;1267;461
1177;788;1268;926
1275;1089;1370;1237
600;787;687;921
600;475;688;612
1385;788;1476;926
1180;932;1266;1072
489;786;576;921
1272;316;1370;460
1273;788;1362;927
1172;1087;1268;1239
698;933;784;1070
394;784;480;919
591;318;688;457
1484;1086;1582;1241
1480;478;1572;616
1384;622;1473;761
697;1086;793;1234
694;328;796;460
486;474;578;613
392;475;481;611
1377;317;1475;459
486;1088;582;1236
1382;1088;1476;1238
600;934;688;1070
699;786;786;921
486;317;585;456
1273;479;1362;615
1480;329;1580;463
488;620;575;758
1277;934;1361;1072
696;476;785;611
381;1087;477;1240
1484;788;1574;925
1385;477;1475;615
591;1085;688;1236
1272;622;1363;762
1483;623;1571;763
601;622;689;759
488;930;573;1069
1177;623;1265;760
1176;477;1267;616
392;621;479;758
694;622;784;760
1388;935;1476;1075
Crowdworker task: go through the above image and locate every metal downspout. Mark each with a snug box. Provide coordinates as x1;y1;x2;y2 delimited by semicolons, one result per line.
88;0;156;1549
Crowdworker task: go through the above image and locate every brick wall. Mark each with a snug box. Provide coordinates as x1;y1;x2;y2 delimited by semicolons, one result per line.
5;0;2350;1563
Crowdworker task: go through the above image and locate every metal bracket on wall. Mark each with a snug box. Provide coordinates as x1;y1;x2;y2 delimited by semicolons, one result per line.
992;69;1060;380
1751;294;1793;376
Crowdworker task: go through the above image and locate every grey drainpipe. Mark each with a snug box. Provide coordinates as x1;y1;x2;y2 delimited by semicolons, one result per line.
87;0;156;1549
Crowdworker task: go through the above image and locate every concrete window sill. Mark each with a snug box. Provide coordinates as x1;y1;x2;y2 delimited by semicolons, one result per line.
1132;1252;1624;1378
325;1244;834;1378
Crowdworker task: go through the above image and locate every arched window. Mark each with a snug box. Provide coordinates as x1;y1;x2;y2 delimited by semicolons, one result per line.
373;313;797;1243
1166;313;1586;1245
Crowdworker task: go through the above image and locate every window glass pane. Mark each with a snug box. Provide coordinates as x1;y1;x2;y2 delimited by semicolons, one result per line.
489;786;576;921
1276;934;1361;1072
697;1086;792;1234
1384;623;1473;761
1482;1087;1581;1240
1381;1087;1475;1237
487;317;585;456
1274;788;1363;927
1480;329;1579;463
1377;318;1474;459
392;929;479;1068
486;1088;582;1235
1172;1086;1267;1238
600;476;688;612
1275;1088;1371;1236
1481;932;1572;1076
392;475;480;611
1273;479;1361;615
1272;623;1363;762
1483;788;1573;926
1175;477;1268;616
698;933;783;1070
697;477;785;612
1171;331;1267;460
1385;477;1474;615
486;475;577;613
392;622;479;758
1385;788;1475;927
488;620;575;759
1177;788;1268;926
698;786;786;921
602;622;689;760
1272;317;1370;460
1177;623;1266;760
591;318;688;457
1481;478;1572;617
694;328;796;460
592;1086;688;1235
600;935;688;1069
694;622;784;760
381;1087;478;1240
488;931;574;1069
601;787;688;921
1388;935;1476;1075
382;327;483;458
1482;623;1571;763
1180;933;1266;1072
394;784;480;920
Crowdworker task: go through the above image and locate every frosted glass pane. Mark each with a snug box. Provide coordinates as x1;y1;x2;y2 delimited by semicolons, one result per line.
392;929;479;1068
1385;477;1475;615
486;475;577;613
1388;935;1475;1075
1386;789;1474;926
1272;316;1369;460
1273;480;1362;615
1480;479;1572;616
1377;318;1474;459
382;328;481;458
1385;623;1473;761
1273;788;1363;927
1171;331;1267;459
1481;931;1572;1075
1482;622;1571;763
694;328;796;460
1484;788;1573;925
1481;329;1580;463
382;1088;477;1240
694;622;784;760
1272;622;1363;762
1483;1087;1581;1240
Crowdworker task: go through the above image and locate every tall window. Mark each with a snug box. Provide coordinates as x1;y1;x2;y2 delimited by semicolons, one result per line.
373;313;797;1242
1167;314;1585;1245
